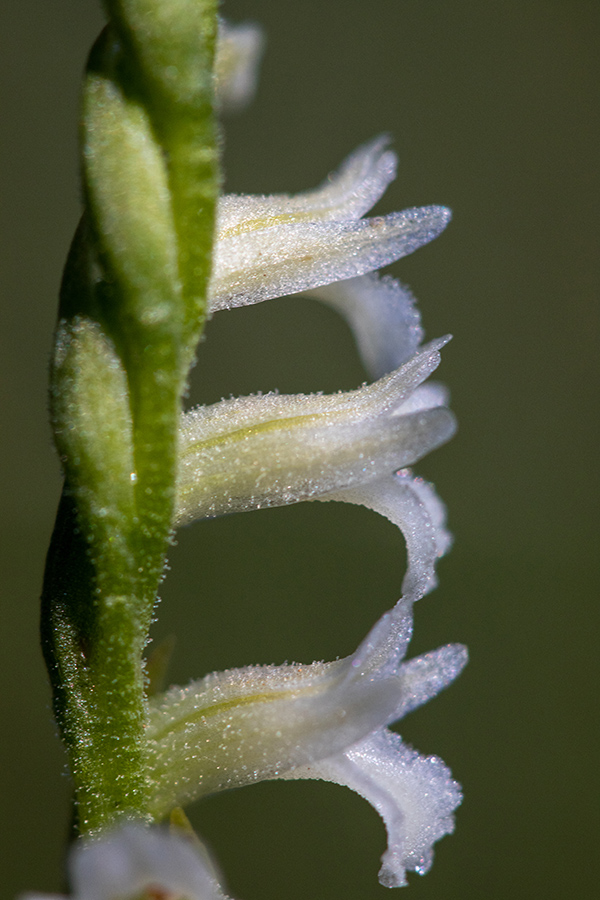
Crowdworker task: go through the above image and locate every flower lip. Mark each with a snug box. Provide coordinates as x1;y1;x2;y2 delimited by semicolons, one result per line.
305;273;425;379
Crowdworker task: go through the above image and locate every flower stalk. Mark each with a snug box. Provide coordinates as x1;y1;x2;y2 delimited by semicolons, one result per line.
41;0;219;833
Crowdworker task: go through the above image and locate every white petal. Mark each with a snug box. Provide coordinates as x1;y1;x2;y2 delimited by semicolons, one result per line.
403;468;453;557
303;274;424;379
394;643;468;719
215;20;265;112
217;136;397;235
345;599;466;696
146;651;408;816
348;599;414;681
210;206;451;312
394;381;450;415
281;729;461;888
76;825;227;900
319;468;453;601
16;825;230;900
176;348;454;526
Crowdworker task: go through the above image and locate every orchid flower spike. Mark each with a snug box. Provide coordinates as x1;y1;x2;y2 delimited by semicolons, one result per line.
146;599;467;888
29;5;466;899
19;824;230;900
167;86;460;893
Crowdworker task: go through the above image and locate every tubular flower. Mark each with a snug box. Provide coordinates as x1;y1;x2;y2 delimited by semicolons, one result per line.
146;599;467;888
176;338;455;528
19;824;230;900
208;137;451;319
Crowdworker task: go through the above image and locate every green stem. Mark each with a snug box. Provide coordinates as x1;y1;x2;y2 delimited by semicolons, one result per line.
41;493;150;831
41;0;219;834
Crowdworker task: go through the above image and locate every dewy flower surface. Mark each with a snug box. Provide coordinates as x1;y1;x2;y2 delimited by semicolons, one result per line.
208;137;451;315
146;600;467;888
176;339;455;526
176;136;456;541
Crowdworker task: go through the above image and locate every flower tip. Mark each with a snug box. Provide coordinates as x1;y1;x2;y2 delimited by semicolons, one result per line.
378;860;408;889
420;334;452;357
422;204;452;238
434;642;469;688
456;643;469;665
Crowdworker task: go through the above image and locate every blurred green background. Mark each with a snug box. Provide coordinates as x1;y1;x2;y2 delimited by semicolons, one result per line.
1;0;598;897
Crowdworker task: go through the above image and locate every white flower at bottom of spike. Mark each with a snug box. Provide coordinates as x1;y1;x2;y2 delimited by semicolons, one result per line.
145;600;467;888
18;824;229;900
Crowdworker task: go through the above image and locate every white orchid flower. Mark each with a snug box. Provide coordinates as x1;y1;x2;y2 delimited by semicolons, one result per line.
19;824;229;900
209;137;451;340
176;336;454;524
176;331;455;611
146;597;467;889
